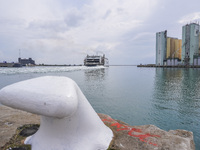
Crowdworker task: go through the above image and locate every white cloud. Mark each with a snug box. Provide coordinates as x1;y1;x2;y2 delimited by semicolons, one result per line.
131;32;155;41
61;0;158;49
178;12;200;24
0;0;159;64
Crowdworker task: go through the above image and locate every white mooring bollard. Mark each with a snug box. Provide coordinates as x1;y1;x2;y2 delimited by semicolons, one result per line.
0;76;113;150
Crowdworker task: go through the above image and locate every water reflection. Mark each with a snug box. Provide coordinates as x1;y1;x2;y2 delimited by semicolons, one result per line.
152;68;200;148
84;68;106;81
83;68;107;94
82;68;108;112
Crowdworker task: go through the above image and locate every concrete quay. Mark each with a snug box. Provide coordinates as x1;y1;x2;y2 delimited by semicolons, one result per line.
137;64;200;68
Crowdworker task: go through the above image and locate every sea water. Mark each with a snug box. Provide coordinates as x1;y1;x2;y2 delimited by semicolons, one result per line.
0;66;200;149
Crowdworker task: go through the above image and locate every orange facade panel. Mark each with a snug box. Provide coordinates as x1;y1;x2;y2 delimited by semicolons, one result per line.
166;38;171;58
170;38;175;58
166;37;182;59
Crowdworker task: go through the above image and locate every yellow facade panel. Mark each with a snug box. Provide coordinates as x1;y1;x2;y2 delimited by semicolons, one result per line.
166;37;182;59
170;38;175;58
166;38;171;59
174;39;179;58
178;40;182;60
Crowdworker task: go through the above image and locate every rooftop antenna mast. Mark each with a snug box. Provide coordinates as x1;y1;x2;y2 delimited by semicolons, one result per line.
19;49;21;58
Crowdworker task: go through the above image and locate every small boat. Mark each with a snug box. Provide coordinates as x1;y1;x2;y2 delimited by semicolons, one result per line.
84;54;109;67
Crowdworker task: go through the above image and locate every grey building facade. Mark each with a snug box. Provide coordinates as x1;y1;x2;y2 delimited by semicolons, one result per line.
182;23;200;65
156;30;167;66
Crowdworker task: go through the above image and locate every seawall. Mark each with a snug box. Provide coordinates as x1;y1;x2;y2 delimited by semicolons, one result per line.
137;64;200;68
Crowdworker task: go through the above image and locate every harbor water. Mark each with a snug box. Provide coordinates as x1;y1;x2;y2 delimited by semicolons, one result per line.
0;66;200;149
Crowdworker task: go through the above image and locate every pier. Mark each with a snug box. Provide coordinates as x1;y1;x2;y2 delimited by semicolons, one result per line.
0;63;21;67
137;64;200;68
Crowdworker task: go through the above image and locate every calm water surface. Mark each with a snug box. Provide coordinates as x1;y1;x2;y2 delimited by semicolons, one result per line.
0;66;199;149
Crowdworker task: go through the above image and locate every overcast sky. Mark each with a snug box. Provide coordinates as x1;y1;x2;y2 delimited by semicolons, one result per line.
0;0;200;65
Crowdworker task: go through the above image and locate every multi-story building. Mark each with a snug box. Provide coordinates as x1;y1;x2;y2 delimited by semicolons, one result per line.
156;30;167;66
182;23;200;65
18;58;35;66
156;23;200;66
156;30;182;66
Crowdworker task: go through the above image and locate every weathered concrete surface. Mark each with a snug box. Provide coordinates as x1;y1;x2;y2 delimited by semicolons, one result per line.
0;105;40;148
0;106;195;150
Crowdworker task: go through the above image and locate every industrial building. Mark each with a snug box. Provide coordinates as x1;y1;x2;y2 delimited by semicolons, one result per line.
156;31;182;66
156;22;200;66
18;58;35;66
156;30;167;66
182;23;200;65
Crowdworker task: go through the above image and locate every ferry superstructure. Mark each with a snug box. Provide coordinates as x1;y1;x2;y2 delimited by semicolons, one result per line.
84;54;109;67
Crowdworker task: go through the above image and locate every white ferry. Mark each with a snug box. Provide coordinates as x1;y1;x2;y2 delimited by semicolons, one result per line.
84;54;109;67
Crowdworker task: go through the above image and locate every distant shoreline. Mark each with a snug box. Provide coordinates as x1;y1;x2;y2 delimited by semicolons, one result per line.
0;64;139;67
109;65;137;66
36;64;83;67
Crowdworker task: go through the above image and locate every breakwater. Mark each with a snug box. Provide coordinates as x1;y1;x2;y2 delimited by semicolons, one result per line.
0;63;21;67
137;64;200;68
0;106;195;150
